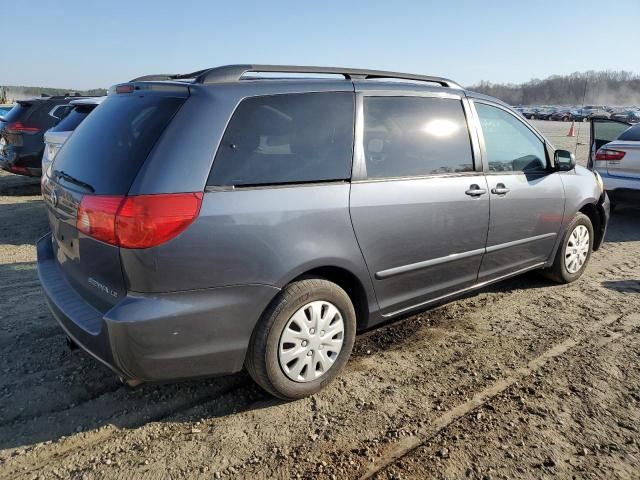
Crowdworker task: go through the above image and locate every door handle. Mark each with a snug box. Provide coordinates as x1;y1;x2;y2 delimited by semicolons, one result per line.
491;183;510;195
465;184;487;197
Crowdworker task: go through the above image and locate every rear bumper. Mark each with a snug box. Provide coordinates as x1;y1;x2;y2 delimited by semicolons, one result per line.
600;171;640;194
37;233;280;382
0;153;42;177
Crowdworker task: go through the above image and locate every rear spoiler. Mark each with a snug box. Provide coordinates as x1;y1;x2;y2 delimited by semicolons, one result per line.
107;83;190;97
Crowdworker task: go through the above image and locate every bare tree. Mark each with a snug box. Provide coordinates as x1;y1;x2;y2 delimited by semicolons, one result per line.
469;71;640;106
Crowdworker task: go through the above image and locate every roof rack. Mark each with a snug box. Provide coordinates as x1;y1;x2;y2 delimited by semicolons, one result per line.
130;65;462;89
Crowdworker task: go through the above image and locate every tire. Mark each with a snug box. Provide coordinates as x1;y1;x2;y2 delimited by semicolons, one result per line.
245;278;356;400
542;213;594;284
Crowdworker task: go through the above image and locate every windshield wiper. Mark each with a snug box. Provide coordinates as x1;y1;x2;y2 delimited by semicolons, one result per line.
53;170;95;193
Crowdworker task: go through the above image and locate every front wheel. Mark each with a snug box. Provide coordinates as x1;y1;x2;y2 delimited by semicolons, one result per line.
542;213;594;283
245;278;356;400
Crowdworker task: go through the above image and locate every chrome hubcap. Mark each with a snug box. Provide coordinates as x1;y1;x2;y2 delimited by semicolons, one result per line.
564;225;590;274
278;301;345;382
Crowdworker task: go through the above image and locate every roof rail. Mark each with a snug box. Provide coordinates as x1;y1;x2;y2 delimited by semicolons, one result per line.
191;64;462;89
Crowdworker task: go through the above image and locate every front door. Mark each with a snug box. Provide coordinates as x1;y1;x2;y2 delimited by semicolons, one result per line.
349;92;490;316
472;101;565;282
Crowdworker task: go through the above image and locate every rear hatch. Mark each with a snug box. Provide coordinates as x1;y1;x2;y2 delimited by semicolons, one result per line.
0;102;35;161
41;87;188;312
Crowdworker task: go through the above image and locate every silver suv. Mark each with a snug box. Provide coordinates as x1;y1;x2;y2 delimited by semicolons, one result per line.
38;65;610;399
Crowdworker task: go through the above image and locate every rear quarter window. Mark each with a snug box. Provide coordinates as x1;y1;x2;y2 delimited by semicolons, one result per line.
208;92;354;186
51;95;185;195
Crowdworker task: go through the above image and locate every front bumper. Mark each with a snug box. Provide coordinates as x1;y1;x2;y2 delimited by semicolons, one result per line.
37;233;280;382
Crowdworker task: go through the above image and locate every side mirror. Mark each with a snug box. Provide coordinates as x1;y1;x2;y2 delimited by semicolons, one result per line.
554;149;576;171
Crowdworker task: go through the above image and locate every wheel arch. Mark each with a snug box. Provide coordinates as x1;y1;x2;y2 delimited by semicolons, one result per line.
578;202;604;251
291;266;371;332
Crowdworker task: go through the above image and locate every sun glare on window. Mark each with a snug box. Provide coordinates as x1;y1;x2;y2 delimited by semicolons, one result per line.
422;119;459;138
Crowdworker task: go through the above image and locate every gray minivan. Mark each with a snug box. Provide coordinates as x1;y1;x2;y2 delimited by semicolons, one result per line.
38;65;610;399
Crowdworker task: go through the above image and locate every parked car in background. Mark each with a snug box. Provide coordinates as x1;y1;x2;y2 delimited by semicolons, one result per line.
0;104;13;119
583;107;611;120
570;109;589;122
0;96;77;176
521;107;541;120
38;64;609;400
42;97;104;174
535;107;558;120
550;109;573;121
512;106;526;117
590;119;640;207
610;110;640;123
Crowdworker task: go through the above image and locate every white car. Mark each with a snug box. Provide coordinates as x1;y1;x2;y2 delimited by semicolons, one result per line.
590;119;640;207
42;97;104;174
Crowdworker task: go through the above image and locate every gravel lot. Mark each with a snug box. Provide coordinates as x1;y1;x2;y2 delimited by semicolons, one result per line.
0;121;638;480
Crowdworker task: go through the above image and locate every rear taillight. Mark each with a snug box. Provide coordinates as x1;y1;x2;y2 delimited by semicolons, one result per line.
595;148;626;161
47;143;61;162
6;121;40;134
10;165;29;175
77;195;122;245
116;85;135;94
76;193;203;249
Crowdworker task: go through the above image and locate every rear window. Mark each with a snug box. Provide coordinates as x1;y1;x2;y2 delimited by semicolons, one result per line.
52;95;185;194
617;124;640;141
208;92;354;187
49;105;98;133
2;103;35;123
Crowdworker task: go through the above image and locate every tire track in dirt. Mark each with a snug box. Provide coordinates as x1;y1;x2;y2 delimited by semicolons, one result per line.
360;311;640;479
1;377;255;480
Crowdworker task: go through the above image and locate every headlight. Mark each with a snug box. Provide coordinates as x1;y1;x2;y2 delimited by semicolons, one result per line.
593;170;604;194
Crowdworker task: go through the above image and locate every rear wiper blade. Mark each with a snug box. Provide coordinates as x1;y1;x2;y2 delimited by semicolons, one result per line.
53;170;95;193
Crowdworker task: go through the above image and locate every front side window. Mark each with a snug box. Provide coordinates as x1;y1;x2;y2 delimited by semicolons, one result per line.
475;103;547;173
363;96;474;178
208;92;354;187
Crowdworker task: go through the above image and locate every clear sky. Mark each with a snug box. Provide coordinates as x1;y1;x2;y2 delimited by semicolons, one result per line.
3;0;639;90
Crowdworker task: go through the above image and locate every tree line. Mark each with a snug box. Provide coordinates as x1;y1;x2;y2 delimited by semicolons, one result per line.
468;71;640;106
1;85;107;102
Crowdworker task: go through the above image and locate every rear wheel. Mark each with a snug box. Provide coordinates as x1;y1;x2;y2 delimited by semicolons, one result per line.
245;278;356;400
542;213;594;283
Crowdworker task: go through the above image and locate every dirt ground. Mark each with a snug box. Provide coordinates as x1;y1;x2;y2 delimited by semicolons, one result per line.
0;121;638;480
